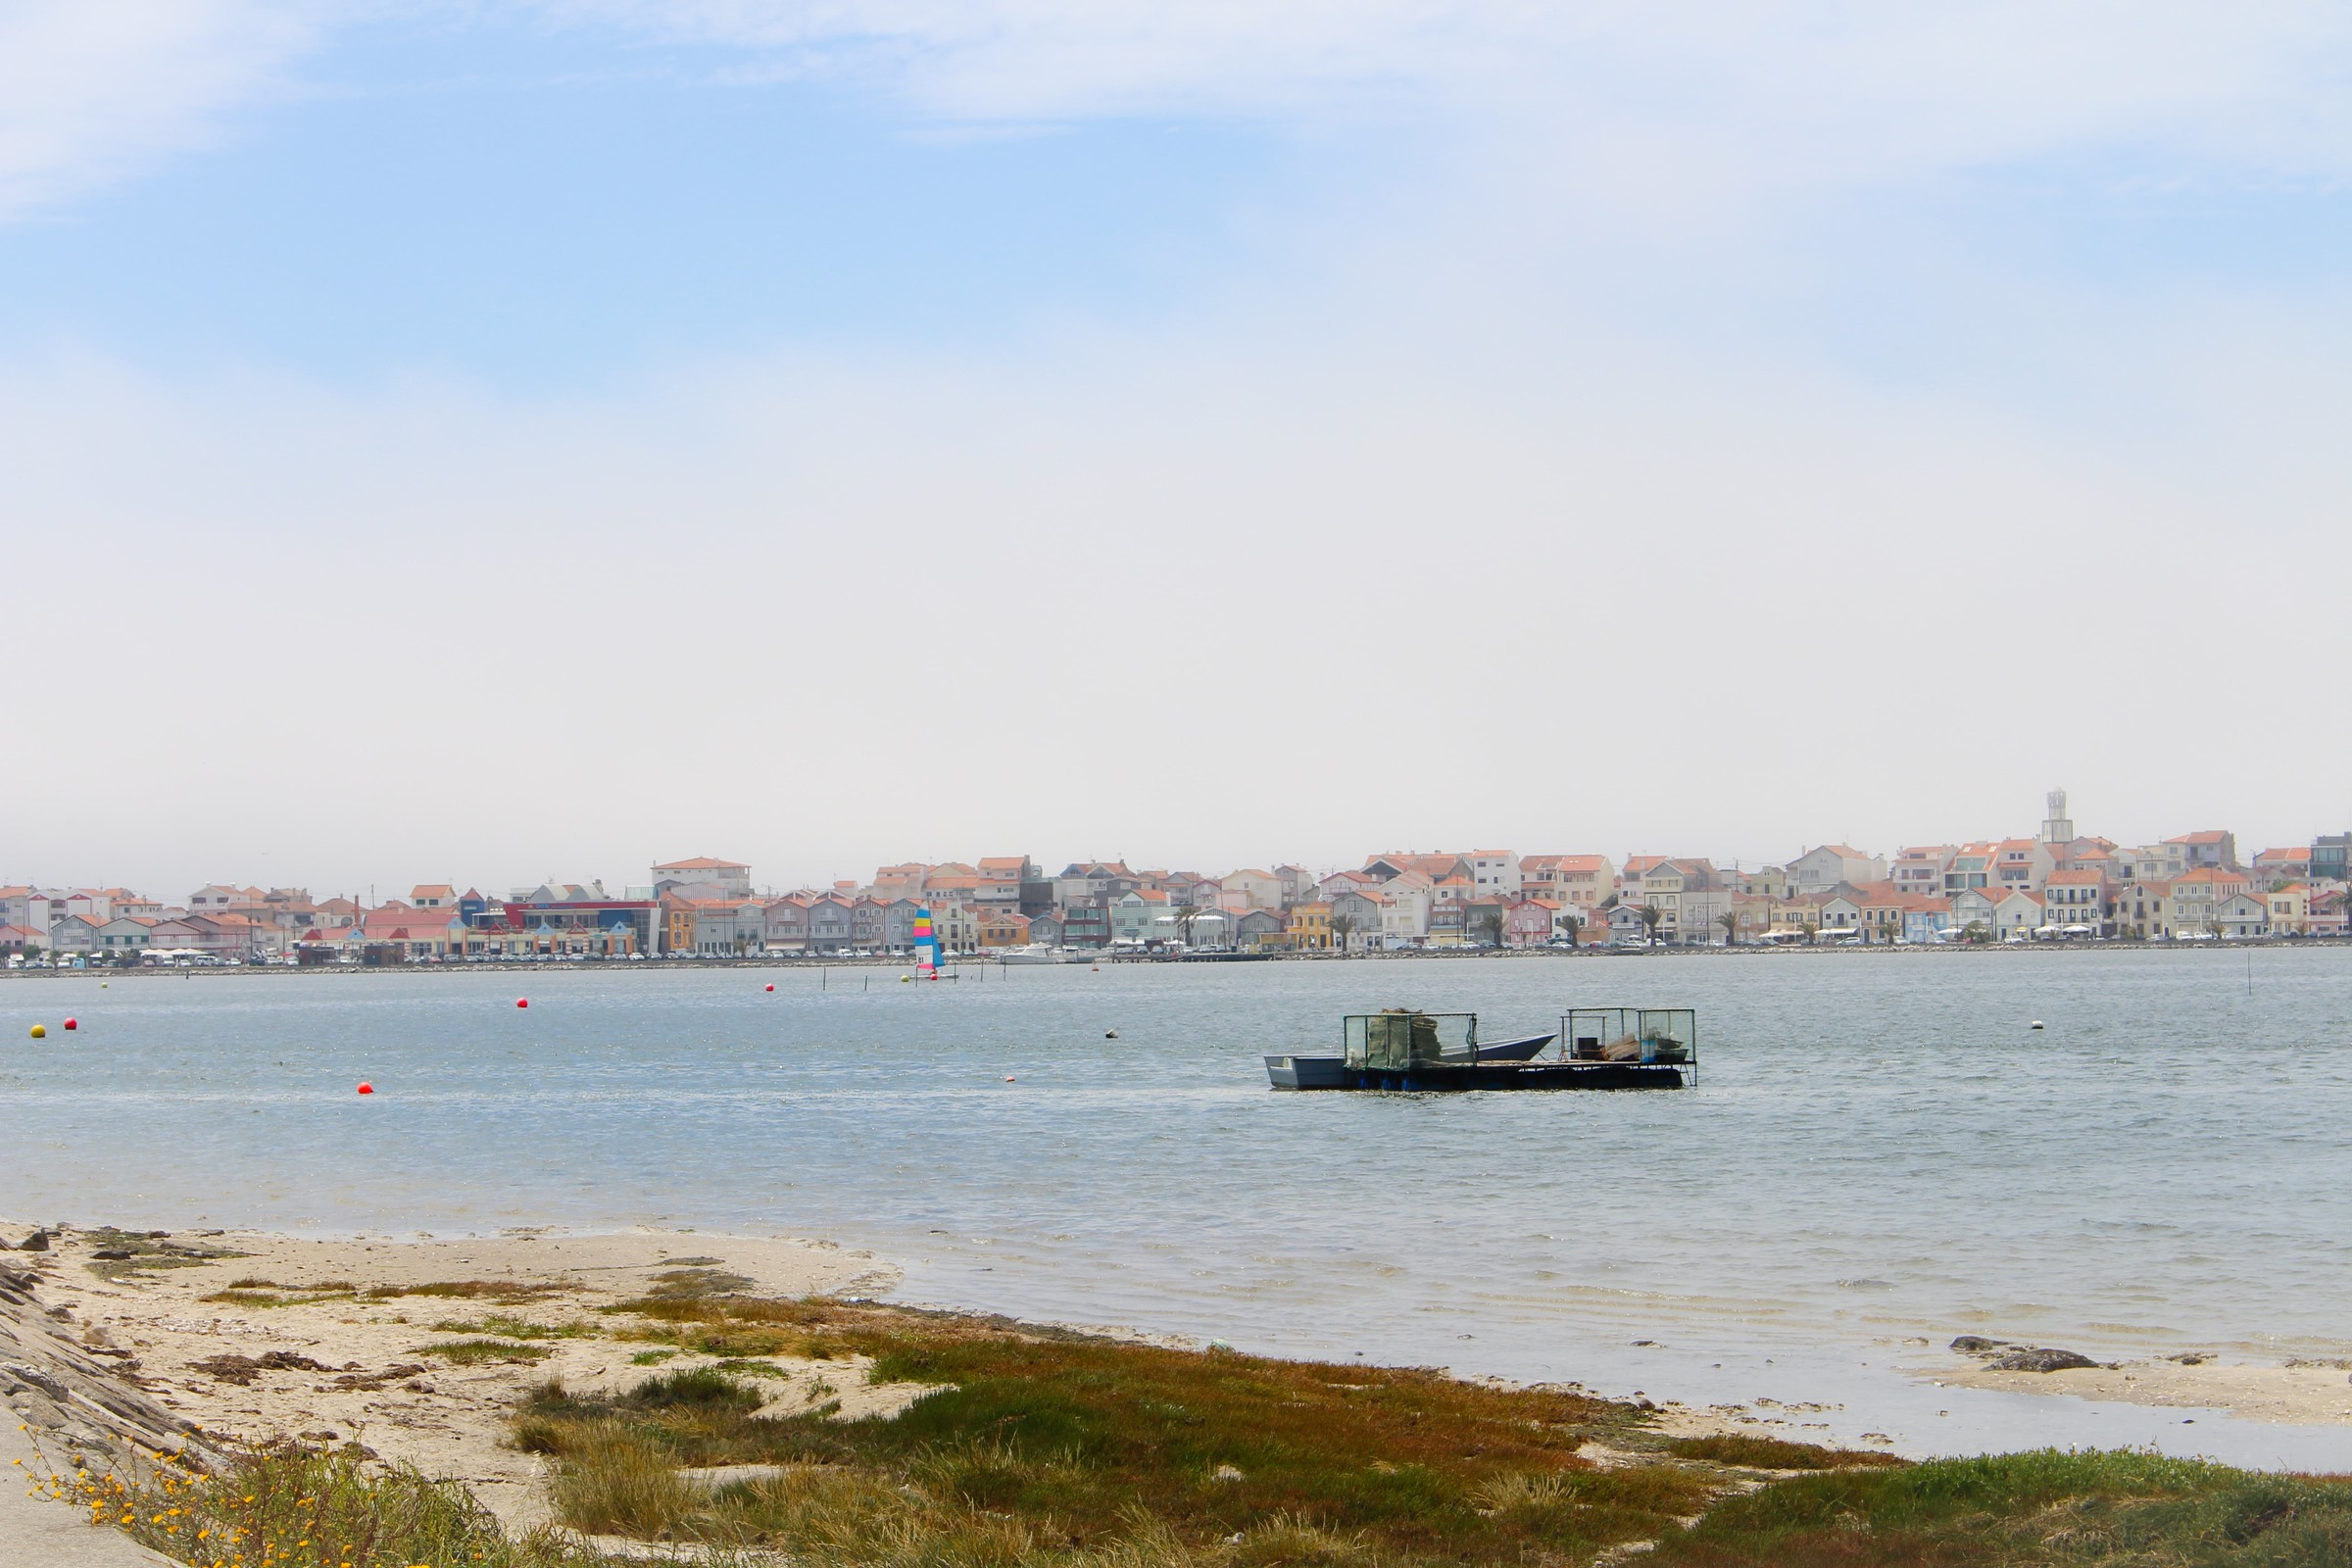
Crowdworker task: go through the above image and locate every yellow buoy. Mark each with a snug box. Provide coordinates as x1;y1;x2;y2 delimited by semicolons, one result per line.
28;1023;45;1038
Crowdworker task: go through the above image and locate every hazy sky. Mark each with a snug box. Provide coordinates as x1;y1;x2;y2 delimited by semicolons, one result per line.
4;3;2350;897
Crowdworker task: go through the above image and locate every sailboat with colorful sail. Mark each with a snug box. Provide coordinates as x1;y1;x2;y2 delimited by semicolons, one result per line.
912;906;944;978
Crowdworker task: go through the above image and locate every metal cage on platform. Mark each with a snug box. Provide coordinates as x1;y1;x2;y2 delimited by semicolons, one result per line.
1561;1008;1698;1081
1343;1011;1477;1069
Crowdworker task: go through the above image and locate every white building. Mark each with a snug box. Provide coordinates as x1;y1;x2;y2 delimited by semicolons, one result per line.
1378;874;1433;948
1990;839;2058;892
1994;889;2044;939
1891;846;1956;899
1789;845;1886;893
1216;869;1283;911
1468;852;1522;900
653;858;753;897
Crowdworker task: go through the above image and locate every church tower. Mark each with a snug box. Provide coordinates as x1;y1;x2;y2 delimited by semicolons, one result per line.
2040;787;2075;845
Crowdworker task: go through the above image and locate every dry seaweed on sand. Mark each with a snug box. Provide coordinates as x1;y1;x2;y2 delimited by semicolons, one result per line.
76;1226;246;1282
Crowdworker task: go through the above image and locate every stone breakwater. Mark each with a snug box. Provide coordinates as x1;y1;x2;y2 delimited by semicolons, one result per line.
0;1257;220;1474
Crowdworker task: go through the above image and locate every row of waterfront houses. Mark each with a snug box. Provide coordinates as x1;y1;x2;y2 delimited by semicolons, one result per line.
7;808;2348;965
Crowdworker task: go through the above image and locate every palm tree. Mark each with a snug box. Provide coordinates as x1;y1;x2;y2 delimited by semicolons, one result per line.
1328;911;1358;955
1559;912;1584;949
1637;905;1664;946
1475;908;1507;949
1173;904;1201;947
1716;910;1739;947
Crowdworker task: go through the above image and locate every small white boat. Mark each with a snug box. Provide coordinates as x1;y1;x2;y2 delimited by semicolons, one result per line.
995;944;1077;964
1441;1032;1555;1063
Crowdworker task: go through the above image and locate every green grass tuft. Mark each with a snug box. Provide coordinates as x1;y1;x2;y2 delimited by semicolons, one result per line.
418;1338;556;1365
431;1313;599;1340
1652;1447;2352;1566
20;1434;704;1566
366;1278;563;1302
1665;1434;1907;1470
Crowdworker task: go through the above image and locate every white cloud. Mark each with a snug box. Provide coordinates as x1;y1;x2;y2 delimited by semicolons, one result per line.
9;3;2346;232
0;0;320;221
541;2;2352;185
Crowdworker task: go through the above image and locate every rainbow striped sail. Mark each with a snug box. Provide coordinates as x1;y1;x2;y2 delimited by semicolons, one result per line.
912;906;942;977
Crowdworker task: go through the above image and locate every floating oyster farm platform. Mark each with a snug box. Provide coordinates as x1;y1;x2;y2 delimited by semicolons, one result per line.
1265;1007;1697;1092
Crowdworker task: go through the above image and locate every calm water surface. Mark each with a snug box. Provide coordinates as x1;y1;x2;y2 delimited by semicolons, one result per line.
4;950;2349;1465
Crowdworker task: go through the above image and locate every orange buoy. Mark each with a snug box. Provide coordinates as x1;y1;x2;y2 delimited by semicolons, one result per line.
1004;1074;1015;1082
62;1017;76;1031
357;1082;373;1095
515;998;529;1008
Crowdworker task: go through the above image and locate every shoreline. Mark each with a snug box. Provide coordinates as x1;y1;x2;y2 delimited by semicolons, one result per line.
5;936;2344;981
7;1219;2348;1479
9;1220;2352;1564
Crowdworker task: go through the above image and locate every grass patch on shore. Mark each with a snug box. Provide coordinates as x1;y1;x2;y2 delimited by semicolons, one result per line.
517;1296;1719;1562
519;1296;2352;1566
419;1337;557;1365
195;1277;569;1311
1665;1433;1906;1471
1647;1447;2352;1565
200;1278;361;1308
432;1313;600;1340
22;1437;722;1567
367;1278;564;1303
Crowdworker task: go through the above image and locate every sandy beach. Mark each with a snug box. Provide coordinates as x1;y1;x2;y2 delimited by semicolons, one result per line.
11;1220;2351;1496
0;1221;916;1533
6;1216;2350;1563
1925;1348;2352;1427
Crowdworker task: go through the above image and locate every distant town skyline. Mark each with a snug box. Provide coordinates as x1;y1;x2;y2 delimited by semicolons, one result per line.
9;825;2340;961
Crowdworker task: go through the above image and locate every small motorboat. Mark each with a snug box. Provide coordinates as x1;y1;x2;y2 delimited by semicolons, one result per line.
1442;1031;1553;1063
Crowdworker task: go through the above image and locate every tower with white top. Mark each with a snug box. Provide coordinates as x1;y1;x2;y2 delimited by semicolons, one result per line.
2040;788;2075;845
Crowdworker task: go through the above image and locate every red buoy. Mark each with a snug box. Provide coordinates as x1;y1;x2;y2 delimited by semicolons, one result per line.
765;983;775;992
515;998;529;1008
1004;1074;1016;1082
62;1017;76;1031
357;1082;373;1095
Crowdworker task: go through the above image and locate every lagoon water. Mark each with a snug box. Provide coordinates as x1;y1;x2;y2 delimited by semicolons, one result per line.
6;949;2352;1466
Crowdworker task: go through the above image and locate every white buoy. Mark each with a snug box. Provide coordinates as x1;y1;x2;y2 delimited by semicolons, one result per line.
2030;1020;2044;1030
